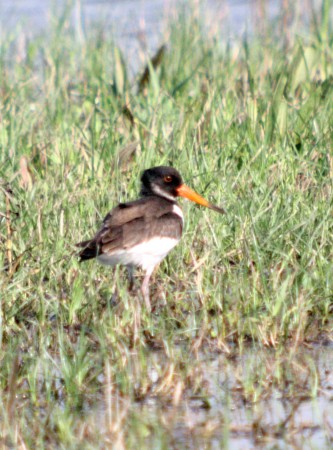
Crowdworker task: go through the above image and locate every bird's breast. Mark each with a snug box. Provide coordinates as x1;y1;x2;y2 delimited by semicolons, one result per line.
97;235;180;270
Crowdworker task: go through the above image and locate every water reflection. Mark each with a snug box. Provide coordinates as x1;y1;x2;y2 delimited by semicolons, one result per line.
94;344;333;449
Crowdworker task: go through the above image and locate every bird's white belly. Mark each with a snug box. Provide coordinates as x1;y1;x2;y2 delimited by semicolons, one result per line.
97;236;180;270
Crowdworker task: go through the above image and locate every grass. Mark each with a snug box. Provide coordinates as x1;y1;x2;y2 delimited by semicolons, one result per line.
1;0;333;448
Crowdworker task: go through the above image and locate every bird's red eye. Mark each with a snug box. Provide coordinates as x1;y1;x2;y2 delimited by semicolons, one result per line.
164;175;172;183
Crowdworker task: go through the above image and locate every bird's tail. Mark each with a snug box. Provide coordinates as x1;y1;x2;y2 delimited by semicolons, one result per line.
76;239;99;261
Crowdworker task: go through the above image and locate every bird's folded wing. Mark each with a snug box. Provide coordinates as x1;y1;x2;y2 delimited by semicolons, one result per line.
99;207;182;254
77;197;182;257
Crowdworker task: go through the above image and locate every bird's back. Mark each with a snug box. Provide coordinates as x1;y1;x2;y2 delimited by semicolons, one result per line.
77;196;184;265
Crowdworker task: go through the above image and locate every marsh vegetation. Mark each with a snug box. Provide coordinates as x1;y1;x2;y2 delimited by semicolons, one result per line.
1;0;333;448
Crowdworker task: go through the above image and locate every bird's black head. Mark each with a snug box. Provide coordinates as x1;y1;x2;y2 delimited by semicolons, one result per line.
140;165;226;214
140;166;183;201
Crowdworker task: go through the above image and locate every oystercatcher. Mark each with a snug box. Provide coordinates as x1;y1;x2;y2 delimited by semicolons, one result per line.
77;166;224;310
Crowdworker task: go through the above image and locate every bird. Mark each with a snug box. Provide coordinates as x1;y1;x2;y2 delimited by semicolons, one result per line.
77;166;225;311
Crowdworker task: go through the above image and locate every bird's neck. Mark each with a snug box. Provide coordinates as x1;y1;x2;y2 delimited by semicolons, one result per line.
141;185;176;203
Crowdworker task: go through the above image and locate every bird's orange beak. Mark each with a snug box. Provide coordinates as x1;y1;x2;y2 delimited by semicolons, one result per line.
176;184;225;214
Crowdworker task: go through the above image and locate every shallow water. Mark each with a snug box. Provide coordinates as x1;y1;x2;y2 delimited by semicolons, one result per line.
0;0;281;34
92;343;333;449
0;0;282;73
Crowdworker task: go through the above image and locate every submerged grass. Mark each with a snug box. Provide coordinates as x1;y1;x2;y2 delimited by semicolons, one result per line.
1;0;333;448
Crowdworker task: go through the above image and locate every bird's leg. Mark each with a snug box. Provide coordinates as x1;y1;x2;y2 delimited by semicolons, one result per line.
141;266;155;312
127;265;135;292
132;295;141;345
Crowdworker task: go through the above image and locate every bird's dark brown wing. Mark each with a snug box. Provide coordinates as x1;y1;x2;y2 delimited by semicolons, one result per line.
77;197;183;261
